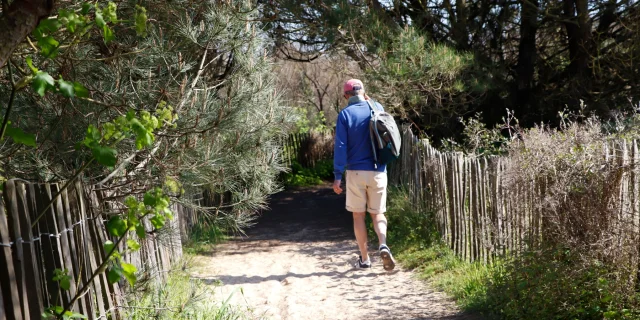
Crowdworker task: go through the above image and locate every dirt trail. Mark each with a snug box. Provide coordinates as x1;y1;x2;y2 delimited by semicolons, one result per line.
192;184;478;320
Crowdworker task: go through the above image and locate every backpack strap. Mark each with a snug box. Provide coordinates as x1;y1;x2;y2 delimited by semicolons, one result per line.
366;98;380;168
366;98;381;113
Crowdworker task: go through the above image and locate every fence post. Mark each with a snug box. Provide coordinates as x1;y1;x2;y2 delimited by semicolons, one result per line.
0;189;23;320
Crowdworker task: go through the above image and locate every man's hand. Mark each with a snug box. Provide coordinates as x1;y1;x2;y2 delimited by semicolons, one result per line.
333;179;343;194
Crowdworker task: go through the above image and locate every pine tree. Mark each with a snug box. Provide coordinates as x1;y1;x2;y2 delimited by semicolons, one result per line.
0;1;296;232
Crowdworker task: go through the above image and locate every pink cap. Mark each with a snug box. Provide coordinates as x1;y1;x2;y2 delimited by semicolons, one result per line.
343;79;364;93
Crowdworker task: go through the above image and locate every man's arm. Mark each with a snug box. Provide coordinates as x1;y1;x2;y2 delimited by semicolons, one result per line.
333;111;348;193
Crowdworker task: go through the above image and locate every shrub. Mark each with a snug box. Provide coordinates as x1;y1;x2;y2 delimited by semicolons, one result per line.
281;159;333;187
481;246;639;320
503;115;640;309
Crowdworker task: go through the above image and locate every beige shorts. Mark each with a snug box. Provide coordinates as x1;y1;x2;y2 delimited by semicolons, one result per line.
345;170;387;214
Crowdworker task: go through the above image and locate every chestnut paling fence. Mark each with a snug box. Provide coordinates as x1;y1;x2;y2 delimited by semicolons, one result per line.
0;179;201;320
387;125;640;267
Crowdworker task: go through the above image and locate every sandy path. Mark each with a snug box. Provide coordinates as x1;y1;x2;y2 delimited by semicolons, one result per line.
192;184;478;320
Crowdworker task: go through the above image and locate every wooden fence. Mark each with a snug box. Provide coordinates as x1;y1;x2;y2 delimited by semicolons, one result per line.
283;130;334;167
0;180;183;320
388;125;640;265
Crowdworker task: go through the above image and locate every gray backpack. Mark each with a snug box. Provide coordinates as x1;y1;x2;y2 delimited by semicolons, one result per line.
366;99;401;165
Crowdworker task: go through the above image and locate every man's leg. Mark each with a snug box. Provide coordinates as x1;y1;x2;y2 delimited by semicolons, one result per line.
370;212;387;246
353;211;369;261
367;171;395;270
346;171;369;266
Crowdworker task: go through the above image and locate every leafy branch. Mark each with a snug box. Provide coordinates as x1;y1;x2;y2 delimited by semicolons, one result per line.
31;104;177;228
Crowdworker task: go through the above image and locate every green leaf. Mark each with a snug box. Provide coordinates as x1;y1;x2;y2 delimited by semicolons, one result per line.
135;224;146;239
95;8;106;28
103;25;115;44
106;216;127;237
5;125;36;147
60;276;71;291
129;118;146;135
124;196;138;208
73;82;90;98
134;5;148;37
127;239;140;251
127;212;139;227
149;116;159;129
25;57;38;73
143;192;156;207
52;268;66;281
164;208;174;220
158;197;169;209
104;2;118;23
81;2;93;15
52;268;71;290
136;132;154;150
83;124;101;147
58;9;85;34
601;294;613;303
37;18;62;34
37;35;59;58
32;71;55;96
57;78;74;98
121;262;137;286
126;110;136;121
52;306;65;314
91;145;117;167
150;214;165;229
107;266;122;284
103;240;115;254
66;311;88;319
164;177;181;194
102;122;116;140
46;306;64;317
63;311;87;319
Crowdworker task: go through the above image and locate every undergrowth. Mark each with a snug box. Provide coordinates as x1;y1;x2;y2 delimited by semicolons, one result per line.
376;187;640;320
126;256;257;320
184;222;229;255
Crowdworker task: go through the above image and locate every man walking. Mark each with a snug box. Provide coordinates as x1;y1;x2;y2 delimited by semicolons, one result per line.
332;79;396;271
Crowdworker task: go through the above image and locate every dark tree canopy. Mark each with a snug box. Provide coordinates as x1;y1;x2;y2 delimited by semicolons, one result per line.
261;0;640;141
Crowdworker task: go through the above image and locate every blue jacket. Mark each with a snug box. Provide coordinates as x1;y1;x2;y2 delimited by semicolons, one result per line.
333;95;387;181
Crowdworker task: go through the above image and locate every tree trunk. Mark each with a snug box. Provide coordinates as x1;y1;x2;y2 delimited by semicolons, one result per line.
562;0;592;76
516;0;539;93
490;3;510;62
454;0;469;50
0;0;54;68
443;0;469;50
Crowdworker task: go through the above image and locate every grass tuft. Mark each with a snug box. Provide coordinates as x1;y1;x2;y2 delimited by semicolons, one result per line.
126;256;258;320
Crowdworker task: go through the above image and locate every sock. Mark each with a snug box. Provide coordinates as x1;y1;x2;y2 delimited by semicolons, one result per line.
379;244;388;250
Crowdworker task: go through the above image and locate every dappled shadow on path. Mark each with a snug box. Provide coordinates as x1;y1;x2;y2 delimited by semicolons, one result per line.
194;269;380;286
245;183;353;242
193;183;481;320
